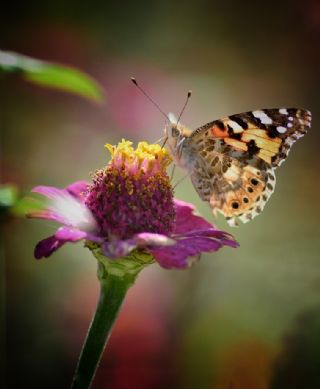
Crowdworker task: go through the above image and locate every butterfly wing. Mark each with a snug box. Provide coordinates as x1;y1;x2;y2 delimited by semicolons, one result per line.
188;146;276;226
191;108;311;166
185;108;311;226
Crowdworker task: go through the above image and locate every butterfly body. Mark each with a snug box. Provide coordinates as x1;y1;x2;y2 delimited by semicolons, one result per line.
165;108;311;226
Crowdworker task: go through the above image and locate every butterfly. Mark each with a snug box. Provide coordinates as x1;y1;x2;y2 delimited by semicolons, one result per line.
165;108;311;226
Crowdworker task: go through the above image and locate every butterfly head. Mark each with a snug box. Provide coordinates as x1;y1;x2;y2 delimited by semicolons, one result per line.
166;123;182;139
164;113;187;152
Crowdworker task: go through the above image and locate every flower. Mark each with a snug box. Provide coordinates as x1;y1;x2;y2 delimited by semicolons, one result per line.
28;140;238;269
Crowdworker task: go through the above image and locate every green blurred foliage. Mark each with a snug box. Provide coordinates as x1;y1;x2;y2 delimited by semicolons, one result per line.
0;185;18;209
0;50;104;103
0;184;44;220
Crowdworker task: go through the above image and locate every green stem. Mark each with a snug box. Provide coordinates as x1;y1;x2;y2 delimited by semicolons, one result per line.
71;250;154;389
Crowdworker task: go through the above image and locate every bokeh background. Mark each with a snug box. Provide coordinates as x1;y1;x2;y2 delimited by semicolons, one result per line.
2;1;320;388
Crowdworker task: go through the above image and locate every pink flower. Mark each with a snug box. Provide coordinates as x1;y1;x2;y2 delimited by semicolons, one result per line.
29;140;238;269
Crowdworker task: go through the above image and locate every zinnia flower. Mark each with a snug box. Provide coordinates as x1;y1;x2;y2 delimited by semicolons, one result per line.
29;139;238;269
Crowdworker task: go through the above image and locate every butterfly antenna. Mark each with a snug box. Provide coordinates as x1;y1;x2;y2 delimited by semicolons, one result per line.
130;77;169;121
176;90;192;126
162;90;191;149
161;136;168;148
170;164;176;181
154;135;166;144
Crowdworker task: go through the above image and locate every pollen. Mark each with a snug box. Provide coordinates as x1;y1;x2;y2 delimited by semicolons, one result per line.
105;139;172;172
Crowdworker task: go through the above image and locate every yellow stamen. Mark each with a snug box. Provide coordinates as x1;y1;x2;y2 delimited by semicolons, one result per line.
105;139;172;169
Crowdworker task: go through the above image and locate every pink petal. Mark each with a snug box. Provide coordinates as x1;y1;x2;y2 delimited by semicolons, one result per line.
35;235;64;259
55;226;88;241
27;210;66;224
32;181;89;202
66;181;89;201
151;231;239;269
32;185;65;199
134;232;175;247
102;233;174;259
173;199;213;234
31;182;96;231
34;226;88;259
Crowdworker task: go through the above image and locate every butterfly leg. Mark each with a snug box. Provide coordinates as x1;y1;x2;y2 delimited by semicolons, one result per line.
170;164;176;181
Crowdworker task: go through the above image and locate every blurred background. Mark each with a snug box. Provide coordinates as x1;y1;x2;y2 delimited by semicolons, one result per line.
1;1;320;388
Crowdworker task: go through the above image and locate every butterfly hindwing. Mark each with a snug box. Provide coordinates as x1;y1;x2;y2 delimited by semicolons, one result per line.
213;164;276;227
189;145;276;226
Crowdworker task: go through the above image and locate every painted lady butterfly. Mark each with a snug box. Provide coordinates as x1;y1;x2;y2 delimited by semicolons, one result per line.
165;108;311;226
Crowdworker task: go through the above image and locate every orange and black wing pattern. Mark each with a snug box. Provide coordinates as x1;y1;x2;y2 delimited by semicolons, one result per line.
192;108;311;166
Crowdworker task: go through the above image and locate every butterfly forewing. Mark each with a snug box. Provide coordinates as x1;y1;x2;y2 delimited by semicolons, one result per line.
190;108;311;167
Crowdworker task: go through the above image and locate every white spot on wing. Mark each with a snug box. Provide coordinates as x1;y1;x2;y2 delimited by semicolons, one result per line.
228;120;244;133
304;110;311;122
224;165;240;181
252;110;273;124
277;126;287;133
288;122;293;128
227;217;239;227
279;108;288;115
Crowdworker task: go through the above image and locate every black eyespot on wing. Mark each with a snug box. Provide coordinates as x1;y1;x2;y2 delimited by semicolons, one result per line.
267;183;273;191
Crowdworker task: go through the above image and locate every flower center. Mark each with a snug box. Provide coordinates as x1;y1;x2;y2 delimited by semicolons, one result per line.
85;140;175;240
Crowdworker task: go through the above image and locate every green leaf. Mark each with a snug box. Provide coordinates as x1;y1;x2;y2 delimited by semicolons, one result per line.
0;184;18;209
12;197;45;217
0;184;45;219
0;50;104;103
